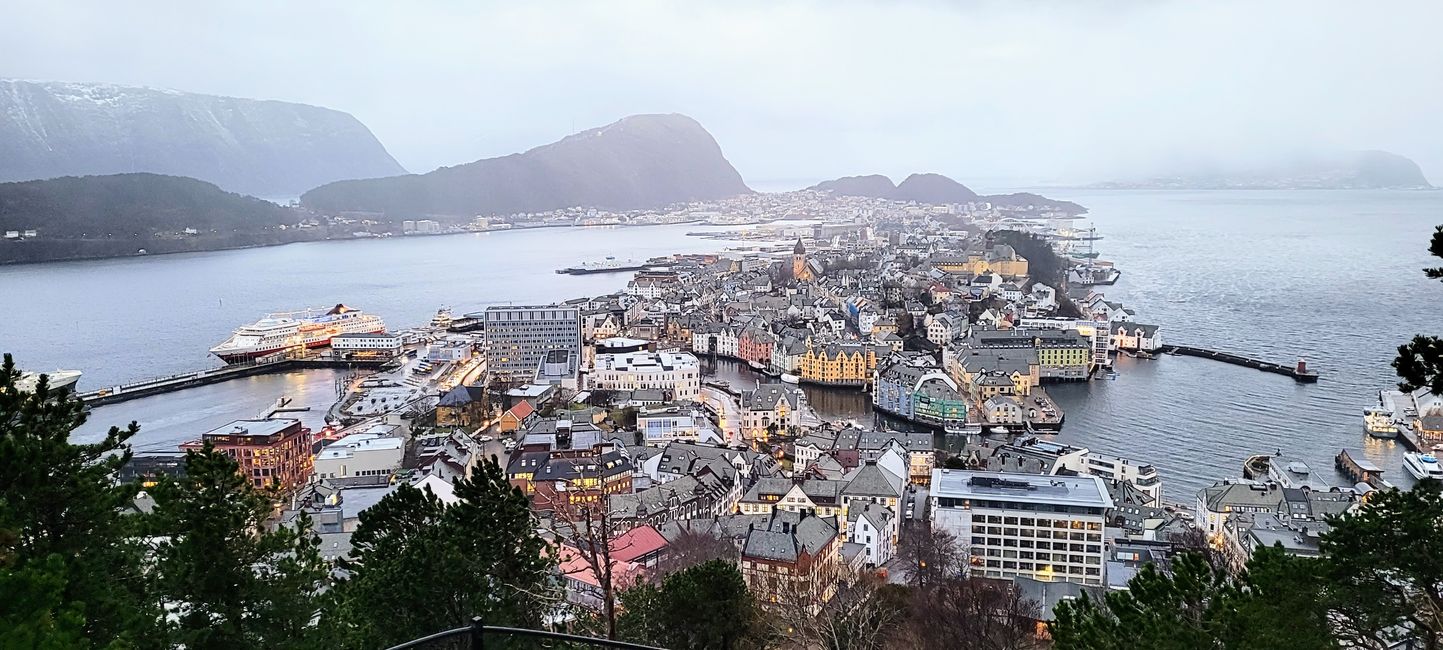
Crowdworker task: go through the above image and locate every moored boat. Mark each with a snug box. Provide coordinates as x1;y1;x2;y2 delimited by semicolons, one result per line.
209;304;386;363
1363;407;1398;438
556;256;648;275
1403;452;1443;480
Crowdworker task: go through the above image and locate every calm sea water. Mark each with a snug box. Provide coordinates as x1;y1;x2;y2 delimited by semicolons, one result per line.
4;190;1441;499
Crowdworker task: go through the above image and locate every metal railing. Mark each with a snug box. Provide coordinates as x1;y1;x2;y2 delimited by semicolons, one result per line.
385;618;667;650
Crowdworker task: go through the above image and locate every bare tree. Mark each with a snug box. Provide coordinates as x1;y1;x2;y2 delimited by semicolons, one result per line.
794;574;905;650
896;522;962;588
654;526;737;576
903;576;1042;650
539;452;639;641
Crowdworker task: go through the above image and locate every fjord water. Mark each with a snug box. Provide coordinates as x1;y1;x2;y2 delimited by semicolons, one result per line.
1045;189;1443;499
3;190;1441;498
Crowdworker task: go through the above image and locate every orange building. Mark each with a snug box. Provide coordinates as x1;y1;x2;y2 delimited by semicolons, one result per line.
181;418;313;492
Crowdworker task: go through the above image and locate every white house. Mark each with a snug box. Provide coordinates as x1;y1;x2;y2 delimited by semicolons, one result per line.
847;502;897;566
1111;323;1163;353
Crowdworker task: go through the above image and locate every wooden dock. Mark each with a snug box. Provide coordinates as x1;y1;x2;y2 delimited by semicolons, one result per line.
1159;345;1318;383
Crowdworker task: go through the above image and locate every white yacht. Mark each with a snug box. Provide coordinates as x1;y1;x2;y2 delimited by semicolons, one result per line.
1403;452;1443;480
15;369;82;393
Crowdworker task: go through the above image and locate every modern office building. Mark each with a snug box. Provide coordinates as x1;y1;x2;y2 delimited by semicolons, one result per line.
931;469;1113;587
484;305;582;382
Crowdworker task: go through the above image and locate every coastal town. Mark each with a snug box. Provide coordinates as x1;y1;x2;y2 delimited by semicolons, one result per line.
40;184;1417;644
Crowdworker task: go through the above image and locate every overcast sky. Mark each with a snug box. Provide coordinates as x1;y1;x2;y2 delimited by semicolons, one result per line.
4;1;1441;188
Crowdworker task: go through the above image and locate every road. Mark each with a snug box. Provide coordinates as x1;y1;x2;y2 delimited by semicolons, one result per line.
699;385;743;445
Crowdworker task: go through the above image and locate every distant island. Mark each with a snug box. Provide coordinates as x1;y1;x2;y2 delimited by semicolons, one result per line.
809;173;1087;215
1095;151;1433;190
301;114;753;217
0;80;406;198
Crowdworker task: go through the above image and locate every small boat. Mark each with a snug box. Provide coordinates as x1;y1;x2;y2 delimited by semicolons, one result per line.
780;373;801;384
1403;452;1443;480
1363;408;1399;439
747;360;766;371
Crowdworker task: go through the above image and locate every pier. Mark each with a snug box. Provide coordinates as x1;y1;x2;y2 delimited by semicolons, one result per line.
1158;345;1318;383
78;354;394;407
1336;449;1393;490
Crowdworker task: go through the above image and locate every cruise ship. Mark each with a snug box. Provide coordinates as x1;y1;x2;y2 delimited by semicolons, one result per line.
209;305;386;363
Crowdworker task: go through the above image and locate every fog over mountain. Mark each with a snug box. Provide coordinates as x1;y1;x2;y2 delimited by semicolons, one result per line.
0;80;405;198
1;2;1440;186
302;114;750;217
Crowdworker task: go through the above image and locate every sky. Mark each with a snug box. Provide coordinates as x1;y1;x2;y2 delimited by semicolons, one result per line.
4;0;1441;188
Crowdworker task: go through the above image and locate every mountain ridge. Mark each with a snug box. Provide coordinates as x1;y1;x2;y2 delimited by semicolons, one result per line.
0;80;407;198
301;113;752;217
807;172;1085;214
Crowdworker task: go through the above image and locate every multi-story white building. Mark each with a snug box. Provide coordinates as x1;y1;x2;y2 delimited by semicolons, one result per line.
586;349;700;401
314;429;405;480
331;332;403;355
931;469;1113;587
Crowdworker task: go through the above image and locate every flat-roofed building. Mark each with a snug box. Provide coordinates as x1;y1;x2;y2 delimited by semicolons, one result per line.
586;349;700;401
484;305;581;382
181;418;312;491
330;332;403;357
931;469;1113;587
315;429;404;480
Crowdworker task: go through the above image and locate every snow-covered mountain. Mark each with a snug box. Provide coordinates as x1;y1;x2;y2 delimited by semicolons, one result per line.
0;80;406;198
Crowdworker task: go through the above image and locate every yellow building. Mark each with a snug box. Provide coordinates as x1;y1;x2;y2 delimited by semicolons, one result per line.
933;249;1030;279
798;341;881;386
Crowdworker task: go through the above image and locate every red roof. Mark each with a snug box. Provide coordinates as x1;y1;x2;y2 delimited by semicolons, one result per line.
557;546;645;588
610;525;669;563
506;400;535;420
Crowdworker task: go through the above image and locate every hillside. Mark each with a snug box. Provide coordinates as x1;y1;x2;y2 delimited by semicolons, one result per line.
0;80;406;198
892;173;979;203
1097;151;1433;190
0;173;316;264
810;174;898;198
302;114;752;217
807;172;1085;214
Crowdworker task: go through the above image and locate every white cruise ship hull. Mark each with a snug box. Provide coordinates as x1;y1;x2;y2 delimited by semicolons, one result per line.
210;304;386;364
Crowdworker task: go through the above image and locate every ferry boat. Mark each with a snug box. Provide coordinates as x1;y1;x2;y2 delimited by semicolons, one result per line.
430;307;454;330
1403;452;1443;480
209;304;386;363
1363;407;1399;438
556;256;648;275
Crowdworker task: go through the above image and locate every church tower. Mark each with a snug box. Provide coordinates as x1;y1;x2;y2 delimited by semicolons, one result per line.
792;238;812;281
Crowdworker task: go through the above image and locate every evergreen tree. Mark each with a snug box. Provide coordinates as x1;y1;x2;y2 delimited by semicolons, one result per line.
146;444;329;649
1321;480;1443;648
1394;224;1443;393
1050;550;1332;650
0;353;161;647
617;559;763;650
324;457;554;648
